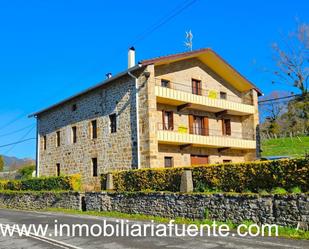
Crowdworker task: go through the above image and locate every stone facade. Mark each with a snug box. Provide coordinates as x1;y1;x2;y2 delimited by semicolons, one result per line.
35;50;260;185
38;75;138;188
86;192;309;228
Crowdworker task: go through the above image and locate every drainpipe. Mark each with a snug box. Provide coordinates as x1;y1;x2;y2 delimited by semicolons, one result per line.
35;117;40;177
128;71;141;169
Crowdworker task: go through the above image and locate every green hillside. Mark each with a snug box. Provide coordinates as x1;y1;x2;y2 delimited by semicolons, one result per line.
261;136;309;157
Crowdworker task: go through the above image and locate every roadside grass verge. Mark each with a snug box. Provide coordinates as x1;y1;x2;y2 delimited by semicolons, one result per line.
44;208;309;240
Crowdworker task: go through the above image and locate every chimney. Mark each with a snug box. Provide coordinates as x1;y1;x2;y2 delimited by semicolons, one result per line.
106;72;112;79
128;47;135;68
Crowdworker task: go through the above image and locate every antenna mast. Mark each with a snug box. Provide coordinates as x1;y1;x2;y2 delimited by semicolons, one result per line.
184;30;193;51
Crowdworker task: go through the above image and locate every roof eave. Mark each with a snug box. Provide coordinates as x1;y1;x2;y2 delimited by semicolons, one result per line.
28;64;143;118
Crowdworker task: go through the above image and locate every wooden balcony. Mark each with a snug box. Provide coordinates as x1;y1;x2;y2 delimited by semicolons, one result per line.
157;124;256;150
155;80;255;116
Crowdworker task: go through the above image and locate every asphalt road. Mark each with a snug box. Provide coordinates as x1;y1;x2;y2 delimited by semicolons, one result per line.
0;208;308;249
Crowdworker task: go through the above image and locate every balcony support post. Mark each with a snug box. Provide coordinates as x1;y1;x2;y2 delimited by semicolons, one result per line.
218;147;230;153
177;103;192;112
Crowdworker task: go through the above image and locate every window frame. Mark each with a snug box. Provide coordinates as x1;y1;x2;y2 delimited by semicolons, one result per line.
92;158;98;177
72;126;77;143
162;110;174;130
43;135;47;150
56;131;61;147
109;114;117;133
91;120;98;139
56;163;60;176
192;78;202;95
161;79;171;88
164;156;173;168
220;91;227;100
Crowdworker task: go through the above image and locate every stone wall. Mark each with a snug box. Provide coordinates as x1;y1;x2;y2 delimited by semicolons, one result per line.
0;192;81;210
0;171;21;180
85;192;308;227
38;74;139;188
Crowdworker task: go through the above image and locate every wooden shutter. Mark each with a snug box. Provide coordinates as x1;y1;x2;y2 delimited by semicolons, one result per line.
202;117;209;136
189;115;194;134
225;119;231;135
222;119;231;135
222;119;225;135
197;80;202;95
192;80;196;94
162;110;165;130
169;111;174;130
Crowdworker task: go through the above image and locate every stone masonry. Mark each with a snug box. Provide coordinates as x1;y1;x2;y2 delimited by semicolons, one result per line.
34;49;260;186
85;192;309;228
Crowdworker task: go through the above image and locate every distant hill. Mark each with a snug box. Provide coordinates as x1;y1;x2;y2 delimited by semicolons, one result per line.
1;155;35;171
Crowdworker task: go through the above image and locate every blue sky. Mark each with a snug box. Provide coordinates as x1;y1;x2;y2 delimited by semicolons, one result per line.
0;0;308;159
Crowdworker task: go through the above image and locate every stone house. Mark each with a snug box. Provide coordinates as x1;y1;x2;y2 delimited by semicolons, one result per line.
30;48;261;186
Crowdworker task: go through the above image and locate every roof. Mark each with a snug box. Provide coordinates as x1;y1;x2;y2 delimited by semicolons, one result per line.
29;64;142;117
141;48;262;96
30;48;262;117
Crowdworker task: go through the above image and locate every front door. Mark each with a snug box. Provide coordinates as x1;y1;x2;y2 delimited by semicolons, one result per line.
191;155;209;165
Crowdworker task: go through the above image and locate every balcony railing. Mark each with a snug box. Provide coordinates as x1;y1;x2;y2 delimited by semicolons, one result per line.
155;78;253;105
158;123;255;141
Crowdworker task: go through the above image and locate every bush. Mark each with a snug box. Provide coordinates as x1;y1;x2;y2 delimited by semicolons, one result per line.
271;187;287;194
101;158;309;193
18;165;36;179
0;174;81;191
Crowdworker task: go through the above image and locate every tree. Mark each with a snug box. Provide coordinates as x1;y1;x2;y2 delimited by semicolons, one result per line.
259;91;289;138
0;155;4;172
272;23;309;95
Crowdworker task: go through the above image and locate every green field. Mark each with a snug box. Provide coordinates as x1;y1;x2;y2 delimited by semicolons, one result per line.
261;136;309;157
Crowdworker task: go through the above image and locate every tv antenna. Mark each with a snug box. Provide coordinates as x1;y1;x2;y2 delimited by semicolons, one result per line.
184;30;193;51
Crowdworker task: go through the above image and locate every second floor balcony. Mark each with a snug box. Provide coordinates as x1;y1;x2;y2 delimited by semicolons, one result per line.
157;123;256;150
155;78;255;116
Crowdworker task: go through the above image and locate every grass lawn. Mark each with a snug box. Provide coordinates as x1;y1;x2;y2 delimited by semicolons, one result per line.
261;136;309;157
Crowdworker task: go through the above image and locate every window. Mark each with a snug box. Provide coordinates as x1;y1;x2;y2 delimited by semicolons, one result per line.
56;163;60;176
109;114;117;133
72;104;77;111
164;157;173;168
223;160;232;163
72;126;77;143
56;131;61;147
43;135;47;150
192;79;202;95
220;91;227;100
222;119;231;136
189;115;209;136
161;79;170;88
162;110;174;130
92;158;98;177
91;120;97;139
191;155;209;166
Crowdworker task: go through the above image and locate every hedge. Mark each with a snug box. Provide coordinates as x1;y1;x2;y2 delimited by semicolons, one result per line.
101;158;309;193
0;174;81;191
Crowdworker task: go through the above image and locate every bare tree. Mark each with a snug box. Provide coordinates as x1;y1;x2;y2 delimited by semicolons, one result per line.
272;23;309;95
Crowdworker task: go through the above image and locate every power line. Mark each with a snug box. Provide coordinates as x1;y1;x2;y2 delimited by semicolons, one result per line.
2;125;36;154
131;0;198;45
0;123;35;138
0;138;36;149
258;94;303;104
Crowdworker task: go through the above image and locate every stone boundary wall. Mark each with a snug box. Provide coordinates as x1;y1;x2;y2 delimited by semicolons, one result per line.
0;191;307;228
0;171;21;180
85;192;309;227
0;192;81;210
